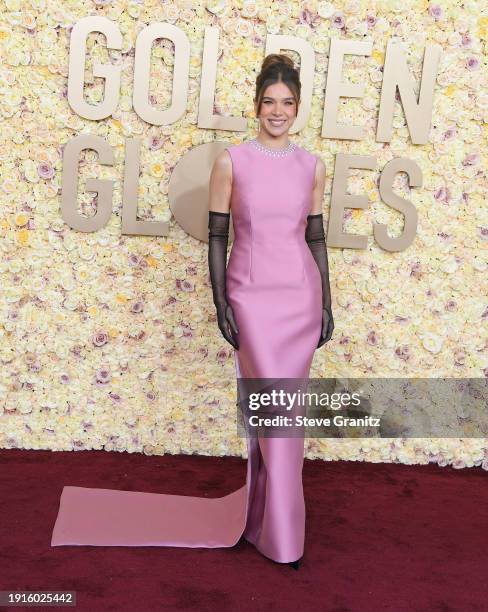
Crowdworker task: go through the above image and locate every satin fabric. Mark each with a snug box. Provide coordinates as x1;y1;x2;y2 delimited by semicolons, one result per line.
51;140;322;564
227;141;322;562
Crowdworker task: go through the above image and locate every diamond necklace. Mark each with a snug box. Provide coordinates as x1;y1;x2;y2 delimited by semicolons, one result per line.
249;138;297;158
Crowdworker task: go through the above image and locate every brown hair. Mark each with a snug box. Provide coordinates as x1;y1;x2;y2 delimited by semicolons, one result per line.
254;53;301;117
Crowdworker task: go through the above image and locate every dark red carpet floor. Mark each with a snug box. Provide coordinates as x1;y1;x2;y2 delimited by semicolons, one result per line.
0;448;487;612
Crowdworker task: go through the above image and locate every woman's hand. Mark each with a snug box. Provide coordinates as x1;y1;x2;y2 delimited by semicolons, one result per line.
216;301;239;350
317;306;334;348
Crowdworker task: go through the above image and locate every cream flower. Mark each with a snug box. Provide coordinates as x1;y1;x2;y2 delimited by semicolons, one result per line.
421;333;444;354
317;1;335;18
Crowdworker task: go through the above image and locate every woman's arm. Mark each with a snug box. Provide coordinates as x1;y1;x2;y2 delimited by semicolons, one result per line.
310;155;326;215
207;149;239;349
208;149;233;213
306;155;334;347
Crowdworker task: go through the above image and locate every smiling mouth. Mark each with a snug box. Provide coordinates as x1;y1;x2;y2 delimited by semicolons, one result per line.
268;119;286;125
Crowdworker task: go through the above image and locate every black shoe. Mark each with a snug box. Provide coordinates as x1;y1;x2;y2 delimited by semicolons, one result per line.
289;559;300;570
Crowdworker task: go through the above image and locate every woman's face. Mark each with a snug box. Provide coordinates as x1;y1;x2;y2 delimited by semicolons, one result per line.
254;81;298;138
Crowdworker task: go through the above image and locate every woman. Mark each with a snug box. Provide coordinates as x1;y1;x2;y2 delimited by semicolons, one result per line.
51;53;333;572
208;53;334;569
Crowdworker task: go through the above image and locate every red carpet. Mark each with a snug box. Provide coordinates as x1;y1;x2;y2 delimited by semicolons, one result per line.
0;448;487;611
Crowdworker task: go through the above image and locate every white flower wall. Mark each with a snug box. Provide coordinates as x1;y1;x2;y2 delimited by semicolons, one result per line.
0;0;487;469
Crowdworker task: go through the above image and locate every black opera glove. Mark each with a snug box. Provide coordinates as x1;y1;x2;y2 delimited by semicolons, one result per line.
305;213;334;348
208;211;239;350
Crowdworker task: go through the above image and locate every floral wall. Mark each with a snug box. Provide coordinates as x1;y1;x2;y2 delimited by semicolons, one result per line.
0;0;486;470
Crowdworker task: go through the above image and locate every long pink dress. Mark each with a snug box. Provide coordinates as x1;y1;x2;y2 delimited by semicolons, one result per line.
51;139;323;564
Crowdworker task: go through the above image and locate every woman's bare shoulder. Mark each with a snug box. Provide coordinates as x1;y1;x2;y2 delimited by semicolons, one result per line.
212;147;233;175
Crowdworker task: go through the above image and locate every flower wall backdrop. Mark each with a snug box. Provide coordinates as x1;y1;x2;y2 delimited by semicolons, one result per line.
0;0;487;469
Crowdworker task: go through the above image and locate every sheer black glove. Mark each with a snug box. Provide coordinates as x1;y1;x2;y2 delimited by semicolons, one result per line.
305;213;334;348
208;211;239;350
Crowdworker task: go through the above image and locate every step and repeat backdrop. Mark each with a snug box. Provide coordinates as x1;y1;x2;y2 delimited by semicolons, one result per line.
0;1;486;469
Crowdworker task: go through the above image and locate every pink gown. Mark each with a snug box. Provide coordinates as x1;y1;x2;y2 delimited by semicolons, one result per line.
51;139;323;564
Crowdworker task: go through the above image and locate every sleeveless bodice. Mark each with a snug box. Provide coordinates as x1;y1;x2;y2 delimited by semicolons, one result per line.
225;140;320;289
